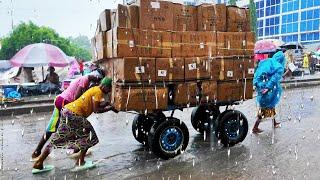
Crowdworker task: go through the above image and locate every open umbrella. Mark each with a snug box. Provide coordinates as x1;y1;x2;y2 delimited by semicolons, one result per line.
10;43;70;67
280;42;304;49
254;39;279;54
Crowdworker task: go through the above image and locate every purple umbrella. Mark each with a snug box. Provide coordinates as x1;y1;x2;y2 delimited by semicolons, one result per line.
10;43;70;67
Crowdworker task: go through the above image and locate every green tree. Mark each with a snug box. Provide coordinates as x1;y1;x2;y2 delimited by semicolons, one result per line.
228;0;237;6
0;22;92;61
249;0;257;36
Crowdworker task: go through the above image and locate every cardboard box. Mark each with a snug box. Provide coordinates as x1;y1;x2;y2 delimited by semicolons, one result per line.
113;85;168;112
99;9;112;31
99;59;114;78
182;31;197;57
197;4;227;32
185;57;210;80
216;32;246;57
128;5;140;28
173;82;198;106
196;31;216;57
200;81;217;103
227;6;250;32
113;57;155;83
111;4;140;29
138;29;153;57
91;37;97;62
210;58;221;81
217;81;243;102
242;79;253;100
245;32;255;56
155;58;184;82
233;57;245;79
243;57;255;78
151;30;172;57
173;3;197;31
219;57;234;80
138;0;174;30
172;31;183;57
109;27;139;58
95;31;108;60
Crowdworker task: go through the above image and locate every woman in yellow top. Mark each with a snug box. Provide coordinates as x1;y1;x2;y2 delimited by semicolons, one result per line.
32;77;117;173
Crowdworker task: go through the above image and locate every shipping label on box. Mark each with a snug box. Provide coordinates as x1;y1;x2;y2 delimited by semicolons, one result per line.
219;58;234;80
155;58;184;82
185;57;210;81
111;27;139;58
113;57;155;83
113;85;168;112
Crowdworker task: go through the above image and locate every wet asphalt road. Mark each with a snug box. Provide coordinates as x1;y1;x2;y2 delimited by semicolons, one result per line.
1;86;320;180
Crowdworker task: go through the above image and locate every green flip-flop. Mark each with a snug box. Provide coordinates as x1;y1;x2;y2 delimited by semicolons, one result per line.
71;161;96;172
32;165;55;174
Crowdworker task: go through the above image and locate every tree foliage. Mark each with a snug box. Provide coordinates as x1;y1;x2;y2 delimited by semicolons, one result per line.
228;0;237;6
249;0;257;37
0;22;92;61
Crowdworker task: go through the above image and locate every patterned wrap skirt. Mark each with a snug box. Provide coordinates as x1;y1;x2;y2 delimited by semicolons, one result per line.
49;109;99;150
258;107;276;121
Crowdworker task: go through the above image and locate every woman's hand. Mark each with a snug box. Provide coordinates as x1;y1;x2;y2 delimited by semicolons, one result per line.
261;89;268;94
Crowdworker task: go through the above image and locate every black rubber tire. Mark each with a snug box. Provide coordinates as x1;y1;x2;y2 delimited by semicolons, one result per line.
148;117;189;160
217;110;248;147
132;112;166;145
191;105;220;134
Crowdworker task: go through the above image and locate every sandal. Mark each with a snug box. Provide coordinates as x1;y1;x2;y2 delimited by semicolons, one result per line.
32;165;55;174
71;160;96;172
252;128;263;134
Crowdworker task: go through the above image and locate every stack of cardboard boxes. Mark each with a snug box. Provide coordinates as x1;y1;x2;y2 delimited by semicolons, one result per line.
92;0;256;112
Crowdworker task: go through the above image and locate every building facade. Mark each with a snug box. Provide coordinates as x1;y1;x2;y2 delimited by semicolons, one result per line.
256;0;320;44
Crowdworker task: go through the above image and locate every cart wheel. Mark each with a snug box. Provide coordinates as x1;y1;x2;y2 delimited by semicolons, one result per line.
191;105;220;134
132;114;153;145
132;112;166;145
217;110;248;147
148;117;189;159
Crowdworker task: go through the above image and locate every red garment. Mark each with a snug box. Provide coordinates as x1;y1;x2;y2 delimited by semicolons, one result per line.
79;61;84;72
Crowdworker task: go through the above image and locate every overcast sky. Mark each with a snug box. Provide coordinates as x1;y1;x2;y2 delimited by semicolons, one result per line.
0;0;123;38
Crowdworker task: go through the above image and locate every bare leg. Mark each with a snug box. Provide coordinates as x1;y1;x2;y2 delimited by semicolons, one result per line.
33;145;52;169
75;149;88;166
252;116;263;134
273;118;281;128
32;132;52;158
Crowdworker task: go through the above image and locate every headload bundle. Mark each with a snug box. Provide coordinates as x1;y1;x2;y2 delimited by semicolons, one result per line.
92;0;256;112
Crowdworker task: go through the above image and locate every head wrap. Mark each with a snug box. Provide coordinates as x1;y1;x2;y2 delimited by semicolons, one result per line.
100;77;112;87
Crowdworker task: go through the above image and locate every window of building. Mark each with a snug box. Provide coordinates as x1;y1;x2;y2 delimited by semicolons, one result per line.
300;9;320;32
256;0;264;18
301;32;320;42
282;35;298;42
282;0;299;13
265;16;280;36
301;0;320;9
266;0;280;16
281;13;299;34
